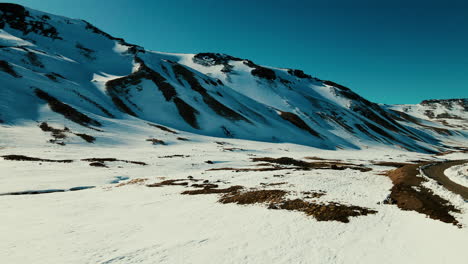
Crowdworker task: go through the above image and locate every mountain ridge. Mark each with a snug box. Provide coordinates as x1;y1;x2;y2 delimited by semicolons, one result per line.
0;3;466;152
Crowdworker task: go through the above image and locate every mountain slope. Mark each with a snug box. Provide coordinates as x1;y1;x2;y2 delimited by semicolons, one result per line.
0;3;466;152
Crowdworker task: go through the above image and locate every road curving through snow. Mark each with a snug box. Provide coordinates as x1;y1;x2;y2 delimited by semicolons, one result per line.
444;163;468;188
421;160;468;200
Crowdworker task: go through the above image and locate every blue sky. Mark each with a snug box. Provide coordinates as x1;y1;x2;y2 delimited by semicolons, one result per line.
9;0;468;104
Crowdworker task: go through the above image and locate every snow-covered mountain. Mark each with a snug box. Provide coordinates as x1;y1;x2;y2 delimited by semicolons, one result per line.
391;99;468;130
0;3;466;152
2;4;468;264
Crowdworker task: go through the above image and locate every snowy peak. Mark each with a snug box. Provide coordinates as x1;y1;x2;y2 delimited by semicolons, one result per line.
0;3;466;153
390;98;468;130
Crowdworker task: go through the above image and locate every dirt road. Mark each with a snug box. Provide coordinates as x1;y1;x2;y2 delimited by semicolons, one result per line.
422;160;468;200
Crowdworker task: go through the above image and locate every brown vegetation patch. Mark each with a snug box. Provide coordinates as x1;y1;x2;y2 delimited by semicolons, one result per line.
2;155;73;163
89;162;107;167
260;182;288;187
207;166;287;172
81;158;147;166
182;185;244;195
372;161;413;168
302;191;326;199
251;157;372;172
223;147;245;152
271;199;376;223
385;163;461;225
158;154;190;158
116;178;148;187
220;189;287;204
147;179;190;187
169;181;374;222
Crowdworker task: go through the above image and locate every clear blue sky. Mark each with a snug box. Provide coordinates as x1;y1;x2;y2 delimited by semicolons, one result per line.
8;0;468;104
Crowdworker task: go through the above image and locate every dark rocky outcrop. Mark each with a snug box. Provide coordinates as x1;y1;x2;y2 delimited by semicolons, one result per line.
0;60;21;77
35;88;101;127
279;111;321;138
0;3;62;39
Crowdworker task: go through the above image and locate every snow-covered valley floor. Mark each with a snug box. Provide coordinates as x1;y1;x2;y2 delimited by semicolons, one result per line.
1;122;467;264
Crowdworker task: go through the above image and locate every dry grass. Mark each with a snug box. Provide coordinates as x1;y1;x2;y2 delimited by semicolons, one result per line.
252;157;372;172
385;163;461;225
82;158;147;166
220;189;288;205
271;199;376;223
147;179;191;187
182;185;243;195
2;155;73;163
116;178;148;187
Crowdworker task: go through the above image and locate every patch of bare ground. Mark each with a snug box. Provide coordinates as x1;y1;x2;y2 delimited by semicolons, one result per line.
302;191;326;199
220;189;288;204
89;162;107;167
260;182;288;187
252;157;372;172
207;166;287;172
372;161;414;168
176;137;189;141
180;183;373;222
2;155;73;163
270;199;376;223
147;179;194;187
158;154;190;158
146;138;166;145
116;178;148;187
223;147;245;152
81;158;147;166
385;163;461;226
182;185;244;195
147;123;178;134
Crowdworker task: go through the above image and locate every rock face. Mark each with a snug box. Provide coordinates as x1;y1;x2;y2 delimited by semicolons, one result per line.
0;4;466;152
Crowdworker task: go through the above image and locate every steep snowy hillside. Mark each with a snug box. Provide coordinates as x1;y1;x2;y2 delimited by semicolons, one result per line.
1;4;468;264
0;3;466;153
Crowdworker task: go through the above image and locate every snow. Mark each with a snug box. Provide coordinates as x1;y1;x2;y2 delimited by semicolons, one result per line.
1;4;468;264
1;128;467;263
445;164;468;188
